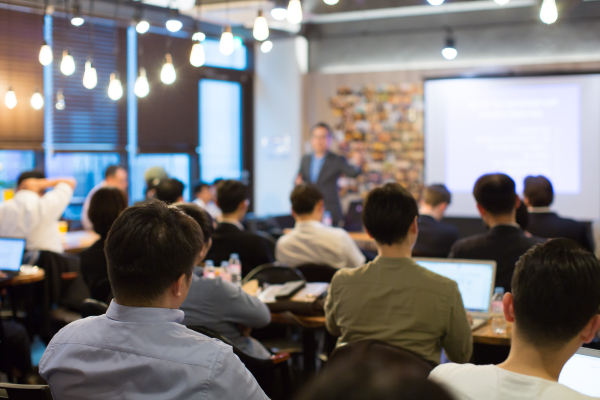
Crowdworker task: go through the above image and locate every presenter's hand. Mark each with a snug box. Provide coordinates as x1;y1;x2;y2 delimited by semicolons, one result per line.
295;174;304;186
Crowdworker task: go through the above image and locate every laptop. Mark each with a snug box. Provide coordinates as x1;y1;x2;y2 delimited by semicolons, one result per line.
0;238;26;280
344;200;364;232
414;258;497;331
559;347;600;396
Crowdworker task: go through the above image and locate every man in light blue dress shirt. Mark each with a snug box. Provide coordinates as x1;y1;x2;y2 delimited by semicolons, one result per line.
39;201;268;400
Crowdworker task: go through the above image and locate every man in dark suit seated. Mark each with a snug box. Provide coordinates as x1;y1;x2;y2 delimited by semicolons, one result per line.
449;174;545;293
205;180;274;277
413;184;459;258
523;175;594;252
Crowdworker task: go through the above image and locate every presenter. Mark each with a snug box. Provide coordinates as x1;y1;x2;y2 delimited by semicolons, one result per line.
296;123;363;226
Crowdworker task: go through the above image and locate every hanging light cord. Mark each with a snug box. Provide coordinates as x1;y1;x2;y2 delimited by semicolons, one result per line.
88;0;95;60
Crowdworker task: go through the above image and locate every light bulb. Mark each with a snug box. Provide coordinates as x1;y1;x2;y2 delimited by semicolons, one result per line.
5;88;17;109
442;36;457;60
71;16;84;26
166;19;183;32
108;72;123;101
60;50;75;76
190;43;206;67
136;20;150;34
494;0;510;4
427;0;444;5
324;0;339;4
271;7;287;20
160;54;176;84
261;40;273;53
220;27;235;56
56;91;65;110
83;60;98;89
540;0;558;24
287;0;303;24
31;90;44;110
192;32;206;41
253;11;269;41
134;68;150;98
39;42;53;66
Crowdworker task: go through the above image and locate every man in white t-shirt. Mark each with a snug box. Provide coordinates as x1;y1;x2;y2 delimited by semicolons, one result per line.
430;238;600;400
276;184;365;269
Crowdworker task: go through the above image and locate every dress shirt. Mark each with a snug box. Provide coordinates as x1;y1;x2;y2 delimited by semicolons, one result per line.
310;154;326;183
0;183;73;253
276;220;365;269
181;268;271;359
81;181;106;231
221;218;245;231
39;301;268;400
193;198;223;220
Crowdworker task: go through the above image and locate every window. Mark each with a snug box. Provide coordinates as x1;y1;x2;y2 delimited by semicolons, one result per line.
0;150;35;201
204;38;247;71
131;154;191;203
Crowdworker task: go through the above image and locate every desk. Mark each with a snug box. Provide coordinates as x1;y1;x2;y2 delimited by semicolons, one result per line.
0;269;46;336
63;231;100;253
472;321;512;346
0;269;45;288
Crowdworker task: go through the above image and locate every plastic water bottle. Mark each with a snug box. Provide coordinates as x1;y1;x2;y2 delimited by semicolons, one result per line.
220;261;232;283
322;210;333;227
203;260;216;279
228;254;242;286
491;287;507;334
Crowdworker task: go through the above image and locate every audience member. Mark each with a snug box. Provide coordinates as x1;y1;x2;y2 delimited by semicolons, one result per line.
193;181;222;220
156;178;185;205
206;180;274;276
449;174;544;293
430;239;600;400
524;175;593;252
143;166;168;201
0;172;76;253
325;183;472;365
276;184;365;269
80;187;128;302
81;165;128;230
413;184;460;257
39;201;267;400
0;311;32;383
177;204;272;359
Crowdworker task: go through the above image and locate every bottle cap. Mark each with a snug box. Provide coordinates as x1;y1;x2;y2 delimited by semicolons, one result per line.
230;253;239;260
494;287;505;295
205;260;214;267
221;261;229;267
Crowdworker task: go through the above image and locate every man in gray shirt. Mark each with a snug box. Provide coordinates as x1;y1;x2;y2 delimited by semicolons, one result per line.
40;201;267;400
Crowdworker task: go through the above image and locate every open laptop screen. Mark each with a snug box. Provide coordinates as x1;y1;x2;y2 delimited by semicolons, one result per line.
0;238;26;272
415;259;495;313
559;348;600;397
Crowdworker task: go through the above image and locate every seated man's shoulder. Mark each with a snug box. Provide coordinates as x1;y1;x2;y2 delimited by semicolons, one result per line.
430;362;482;380
451;233;490;252
429;363;492;397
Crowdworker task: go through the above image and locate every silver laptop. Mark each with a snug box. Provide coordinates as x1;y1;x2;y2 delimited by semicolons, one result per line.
559;347;600;397
0;238;26;279
414;258;497;331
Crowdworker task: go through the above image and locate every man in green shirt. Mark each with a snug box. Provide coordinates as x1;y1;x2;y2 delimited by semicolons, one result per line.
325;183;473;365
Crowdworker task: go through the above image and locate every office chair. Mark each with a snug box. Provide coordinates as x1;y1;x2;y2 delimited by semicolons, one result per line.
0;383;53;400
295;264;338;283
80;299;109;318
242;263;305;286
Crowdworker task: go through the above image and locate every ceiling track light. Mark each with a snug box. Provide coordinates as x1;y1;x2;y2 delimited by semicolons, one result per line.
442;29;457;60
540;0;558;24
220;26;235;56
253;10;270;41
71;2;85;26
287;0;303;24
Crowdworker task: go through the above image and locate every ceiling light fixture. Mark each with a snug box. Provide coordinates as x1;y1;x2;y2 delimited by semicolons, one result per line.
55;90;65;110
166;8;183;32
261;40;273;53
253;10;269;41
135;67;150;97
161;53;176;84
220;26;235;55
39;41;53;65
60;50;75;76
31;89;44;110
287;0;303;24
540;0;558;24
83;60;98;89
108;72;123;100
442;29;457;60
427;0;445;5
324;0;339;4
5;87;17;109
71;2;85;26
494;0;510;5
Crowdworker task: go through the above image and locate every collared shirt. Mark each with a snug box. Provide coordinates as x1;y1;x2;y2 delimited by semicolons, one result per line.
310;154;326;183
81;181;106;231
221;218;245;231
192;198;223;220
0;183;73;253
276;220;365;269
325;256;473;364
528;206;552;213
39;301;268;400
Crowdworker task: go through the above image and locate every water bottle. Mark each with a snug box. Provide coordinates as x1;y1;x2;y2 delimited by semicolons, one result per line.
322;210;333;227
220;261;232;283
228;253;242;286
203;260;216;279
491;287;507;334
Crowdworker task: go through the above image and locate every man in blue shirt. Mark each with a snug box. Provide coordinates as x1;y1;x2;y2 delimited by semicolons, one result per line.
39;201;268;400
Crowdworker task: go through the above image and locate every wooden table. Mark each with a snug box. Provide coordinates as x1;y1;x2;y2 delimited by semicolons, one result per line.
63;231;100;253
0;269;45;287
472;321;512;346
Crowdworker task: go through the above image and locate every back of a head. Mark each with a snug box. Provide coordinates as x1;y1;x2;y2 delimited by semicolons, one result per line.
512;239;600;349
291;184;324;215
89;187;128;236
363;183;419;245
175;203;214;242
17;170;45;187
523;175;554;207
423;184;451;207
473;173;517;215
105;201;203;305
104;165;121;180
193;182;209;195
144;166;168;183
217;180;247;214
156;178;185;205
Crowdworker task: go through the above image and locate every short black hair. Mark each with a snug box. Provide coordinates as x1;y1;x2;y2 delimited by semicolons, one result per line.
524;175;554;207
17;170;45;187
515;199;529;231
193;182;210;195
155;178;185;205
105;201;203;304
473;173;517;215
175;203;214;242
423;184;451;207
104;165;124;180
217;180;247;214
89;187;128;236
363;183;419;246
312;122;333;137
512;239;600;349
291;184;324;215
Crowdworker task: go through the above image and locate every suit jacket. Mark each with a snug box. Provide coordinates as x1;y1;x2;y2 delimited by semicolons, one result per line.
449;225;545;293
528;212;593;252
205;222;274;277
413;216;460;258
79;237;112;303
299;152;361;225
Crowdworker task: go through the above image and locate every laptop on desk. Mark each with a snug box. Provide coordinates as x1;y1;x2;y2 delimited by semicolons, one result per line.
559;347;600;397
414;258;497;331
0;237;26;280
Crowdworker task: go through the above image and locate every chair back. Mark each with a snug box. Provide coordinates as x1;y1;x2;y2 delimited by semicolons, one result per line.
80;299;109;318
0;383;53;400
254;231;277;257
242;263;305;286
295;264;338;283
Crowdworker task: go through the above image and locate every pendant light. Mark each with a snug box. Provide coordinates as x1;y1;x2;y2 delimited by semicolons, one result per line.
134;67;150;98
71;2;85;26
220;26;234;55
261;40;273;53
39;41;53;65
190;42;206;67
161;54;176;84
31;89;44;110
253;10;269;41
83;60;98;89
5;88;17;109
442;29;457;60
540;0;558;24
108;72;123;100
323;0;339;4
287;0;303;24
494;0;510;5
60;50;75;76
55;90;65;110
427;0;444;5
166;7;183;32
136;20;150;34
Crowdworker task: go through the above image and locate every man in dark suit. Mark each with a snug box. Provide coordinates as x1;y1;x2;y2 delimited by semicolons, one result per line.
524;175;594;252
205;180;273;277
413;184;459;258
449;174;545;293
297;123;362;226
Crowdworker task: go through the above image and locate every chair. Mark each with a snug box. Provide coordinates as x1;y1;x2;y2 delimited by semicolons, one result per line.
186;325;292;400
80;299;109;318
295;264;338;283
0;383;53;400
254;231;277;257
242;263;305;286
